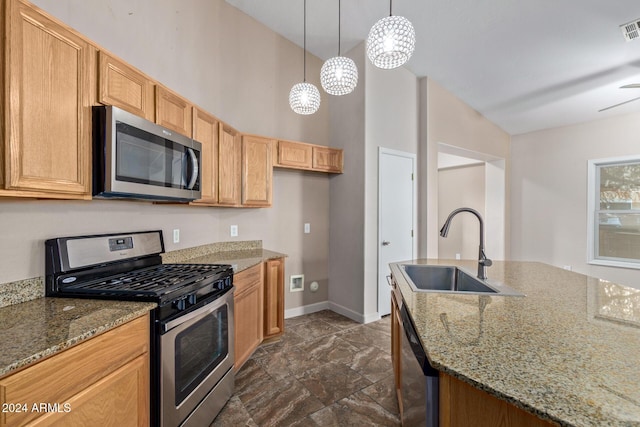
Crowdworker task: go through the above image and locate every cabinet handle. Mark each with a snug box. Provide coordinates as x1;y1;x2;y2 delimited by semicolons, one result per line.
382;240;391;246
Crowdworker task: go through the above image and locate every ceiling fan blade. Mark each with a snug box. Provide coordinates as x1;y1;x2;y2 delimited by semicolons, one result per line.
598;96;640;112
621;84;640;89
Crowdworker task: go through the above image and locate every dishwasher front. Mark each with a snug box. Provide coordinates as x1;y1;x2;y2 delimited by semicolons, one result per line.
400;303;440;426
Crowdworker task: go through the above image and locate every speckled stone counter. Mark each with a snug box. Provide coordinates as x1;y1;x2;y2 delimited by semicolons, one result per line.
162;240;287;272
0;298;156;378
389;260;640;427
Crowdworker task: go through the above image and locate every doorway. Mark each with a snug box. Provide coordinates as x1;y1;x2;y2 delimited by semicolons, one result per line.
378;148;416;316
437;143;506;260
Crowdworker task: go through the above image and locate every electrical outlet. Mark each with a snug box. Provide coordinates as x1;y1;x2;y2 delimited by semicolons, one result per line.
455;253;461;260
173;229;180;243
230;225;238;237
304;223;311;234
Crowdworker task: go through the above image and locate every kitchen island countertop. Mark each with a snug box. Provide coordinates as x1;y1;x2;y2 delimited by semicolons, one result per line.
389;259;640;427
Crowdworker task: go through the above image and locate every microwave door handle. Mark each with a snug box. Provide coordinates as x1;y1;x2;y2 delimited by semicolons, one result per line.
186;148;199;190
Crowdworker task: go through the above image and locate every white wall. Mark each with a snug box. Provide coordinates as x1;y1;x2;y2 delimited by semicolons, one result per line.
511;111;640;289
438;164;486;259
2;0;330;310
421;78;511;259
329;42;418;322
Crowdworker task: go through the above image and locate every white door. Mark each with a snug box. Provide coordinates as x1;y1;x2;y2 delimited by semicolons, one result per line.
378;148;416;316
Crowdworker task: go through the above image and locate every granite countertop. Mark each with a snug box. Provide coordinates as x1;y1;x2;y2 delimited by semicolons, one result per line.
161;240;287;272
389;260;640;427
0;298;156;378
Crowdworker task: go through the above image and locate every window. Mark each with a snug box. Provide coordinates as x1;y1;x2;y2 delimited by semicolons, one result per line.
588;156;640;268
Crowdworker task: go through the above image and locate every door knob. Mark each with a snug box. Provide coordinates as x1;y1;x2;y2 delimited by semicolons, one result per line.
382;241;391;246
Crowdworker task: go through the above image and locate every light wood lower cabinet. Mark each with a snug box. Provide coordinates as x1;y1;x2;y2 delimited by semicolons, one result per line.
263;257;285;339
390;285;403;417
234;264;264;371
242;135;274;207
439;373;555;427
2;0;94;199
0;314;150;427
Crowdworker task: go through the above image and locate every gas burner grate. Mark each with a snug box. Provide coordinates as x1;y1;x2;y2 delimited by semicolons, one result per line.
62;264;230;296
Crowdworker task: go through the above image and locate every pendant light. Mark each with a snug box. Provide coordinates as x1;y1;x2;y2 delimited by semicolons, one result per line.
366;0;416;69
320;0;358;95
289;0;321;115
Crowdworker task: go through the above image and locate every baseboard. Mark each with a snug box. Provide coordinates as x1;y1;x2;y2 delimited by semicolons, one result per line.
328;301;381;324
284;301;329;319
285;301;381;324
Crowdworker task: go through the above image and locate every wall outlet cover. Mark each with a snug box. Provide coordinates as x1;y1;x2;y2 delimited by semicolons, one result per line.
230;225;238;237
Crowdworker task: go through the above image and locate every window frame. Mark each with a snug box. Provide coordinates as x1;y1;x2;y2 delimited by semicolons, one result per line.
587;155;640;269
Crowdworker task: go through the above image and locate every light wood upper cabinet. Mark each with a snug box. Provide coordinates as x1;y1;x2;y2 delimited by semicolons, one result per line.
155;86;193;137
2;0;94;198
242;135;274;207
0;314;150;427
273;140;344;174
276;140;312;170
217;123;242;206
191;108;219;205
98;51;155;122
263;257;285;339
312;146;344;173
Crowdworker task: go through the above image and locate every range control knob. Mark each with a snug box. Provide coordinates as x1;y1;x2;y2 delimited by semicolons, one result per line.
174;298;187;311
187;294;197;305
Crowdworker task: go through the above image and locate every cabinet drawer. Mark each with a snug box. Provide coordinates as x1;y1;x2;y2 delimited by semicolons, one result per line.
234;264;262;296
0;315;149;427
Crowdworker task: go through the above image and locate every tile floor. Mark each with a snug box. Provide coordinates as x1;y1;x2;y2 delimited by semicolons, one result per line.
211;310;401;426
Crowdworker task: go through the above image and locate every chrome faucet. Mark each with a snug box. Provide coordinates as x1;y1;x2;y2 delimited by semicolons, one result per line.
439;207;493;280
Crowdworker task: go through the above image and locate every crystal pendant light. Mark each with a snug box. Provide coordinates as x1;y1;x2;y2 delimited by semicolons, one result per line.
366;0;416;69
320;0;358;95
290;0;321;115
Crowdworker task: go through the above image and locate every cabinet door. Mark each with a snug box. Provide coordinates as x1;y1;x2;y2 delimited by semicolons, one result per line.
242;135;273;207
312;146;344;173
234;264;263;370
263;258;284;339
276;140;312;169
192;108;219;204
155;86;193;137
29;355;149;427
391;288;403;416
218;123;242;206
3;0;93;197
98;51;155;121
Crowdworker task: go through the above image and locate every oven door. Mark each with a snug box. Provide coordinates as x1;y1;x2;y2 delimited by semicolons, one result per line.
159;288;234;427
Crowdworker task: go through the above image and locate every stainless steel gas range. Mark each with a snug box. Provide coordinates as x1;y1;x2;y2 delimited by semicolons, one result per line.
45;230;234;427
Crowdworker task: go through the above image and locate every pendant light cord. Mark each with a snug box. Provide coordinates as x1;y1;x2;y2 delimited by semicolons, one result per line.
303;0;307;82
338;0;341;56
389;0;393;17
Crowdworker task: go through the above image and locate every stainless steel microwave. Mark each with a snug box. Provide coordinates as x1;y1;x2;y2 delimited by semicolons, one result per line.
93;105;201;201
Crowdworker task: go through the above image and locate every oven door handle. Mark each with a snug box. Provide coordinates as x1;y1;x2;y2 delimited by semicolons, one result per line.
161;289;233;333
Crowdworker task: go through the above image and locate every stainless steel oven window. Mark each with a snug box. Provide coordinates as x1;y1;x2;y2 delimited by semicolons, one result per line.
174;305;229;404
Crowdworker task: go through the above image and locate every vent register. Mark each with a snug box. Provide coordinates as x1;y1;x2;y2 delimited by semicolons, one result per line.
621;19;640;41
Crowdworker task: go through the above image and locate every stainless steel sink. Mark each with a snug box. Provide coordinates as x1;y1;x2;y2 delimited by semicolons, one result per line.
399;264;524;296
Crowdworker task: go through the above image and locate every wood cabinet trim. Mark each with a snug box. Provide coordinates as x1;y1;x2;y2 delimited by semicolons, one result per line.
263;258;284;338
